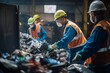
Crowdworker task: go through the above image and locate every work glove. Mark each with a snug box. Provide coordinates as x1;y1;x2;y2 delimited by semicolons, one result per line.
36;38;41;42
48;43;57;52
72;52;82;63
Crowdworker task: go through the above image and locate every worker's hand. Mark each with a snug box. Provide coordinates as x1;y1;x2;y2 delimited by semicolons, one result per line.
36;38;41;42
48;43;57;51
72;52;82;63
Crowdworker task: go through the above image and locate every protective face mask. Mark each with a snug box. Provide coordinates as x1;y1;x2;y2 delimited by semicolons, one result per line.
90;16;94;23
56;21;62;27
90;16;97;24
89;12;97;24
30;25;34;28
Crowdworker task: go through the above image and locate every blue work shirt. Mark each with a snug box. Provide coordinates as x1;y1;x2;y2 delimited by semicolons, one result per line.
79;26;108;60
56;26;77;49
37;25;47;41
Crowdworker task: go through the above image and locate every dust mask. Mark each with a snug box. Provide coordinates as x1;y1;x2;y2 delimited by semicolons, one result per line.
90;16;97;24
56;21;62;27
90;16;94;23
89;12;97;24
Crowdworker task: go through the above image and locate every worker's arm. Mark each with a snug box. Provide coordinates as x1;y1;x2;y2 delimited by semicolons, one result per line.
38;25;47;41
28;27;32;35
78;27;108;60
56;26;77;49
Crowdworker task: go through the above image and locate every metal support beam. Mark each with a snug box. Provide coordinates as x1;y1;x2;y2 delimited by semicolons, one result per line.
83;0;88;37
32;0;35;15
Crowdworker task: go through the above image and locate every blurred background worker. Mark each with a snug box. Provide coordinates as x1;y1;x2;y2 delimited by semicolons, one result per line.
48;10;86;63
28;16;47;42
73;0;110;73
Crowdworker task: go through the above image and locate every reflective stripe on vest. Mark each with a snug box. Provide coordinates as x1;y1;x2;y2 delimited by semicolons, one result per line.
64;20;86;49
98;46;110;52
72;33;82;41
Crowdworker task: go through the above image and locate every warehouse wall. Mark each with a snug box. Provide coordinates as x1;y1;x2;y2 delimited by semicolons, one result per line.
19;4;82;22
0;0;85;44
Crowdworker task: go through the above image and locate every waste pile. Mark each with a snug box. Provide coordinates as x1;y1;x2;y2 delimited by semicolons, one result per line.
0;32;94;73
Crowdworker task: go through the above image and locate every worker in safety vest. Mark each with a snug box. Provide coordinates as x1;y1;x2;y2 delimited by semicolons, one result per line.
48;10;86;63
28;16;47;42
73;0;110;73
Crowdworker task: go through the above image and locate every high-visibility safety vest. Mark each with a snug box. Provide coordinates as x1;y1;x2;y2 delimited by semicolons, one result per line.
85;20;110;66
29;22;41;38
64;20;86;49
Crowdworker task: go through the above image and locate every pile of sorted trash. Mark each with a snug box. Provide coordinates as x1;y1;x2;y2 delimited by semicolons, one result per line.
0;32;94;73
20;32;42;52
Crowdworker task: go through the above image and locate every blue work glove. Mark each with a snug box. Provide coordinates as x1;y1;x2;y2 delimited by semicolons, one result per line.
72;52;82;63
36;38;41;42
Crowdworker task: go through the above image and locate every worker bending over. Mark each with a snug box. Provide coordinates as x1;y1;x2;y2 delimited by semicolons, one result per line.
48;10;86;63
28;15;47;42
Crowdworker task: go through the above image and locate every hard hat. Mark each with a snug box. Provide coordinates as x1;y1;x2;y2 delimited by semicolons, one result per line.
28;17;35;25
33;14;40;20
54;10;66;20
88;0;107;13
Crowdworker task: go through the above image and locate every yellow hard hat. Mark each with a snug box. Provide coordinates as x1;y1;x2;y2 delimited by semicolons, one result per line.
54;10;66;20
28;17;35;25
33;14;40;20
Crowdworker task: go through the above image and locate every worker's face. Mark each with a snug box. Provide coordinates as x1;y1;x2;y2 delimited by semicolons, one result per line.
56;17;64;27
35;18;40;24
56;21;62;27
89;12;97;24
35;19;39;24
30;23;35;28
34;20;37;24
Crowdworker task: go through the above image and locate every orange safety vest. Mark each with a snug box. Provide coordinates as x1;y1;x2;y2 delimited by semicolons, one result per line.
84;20;110;66
29;22;41;38
64;20;86;49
